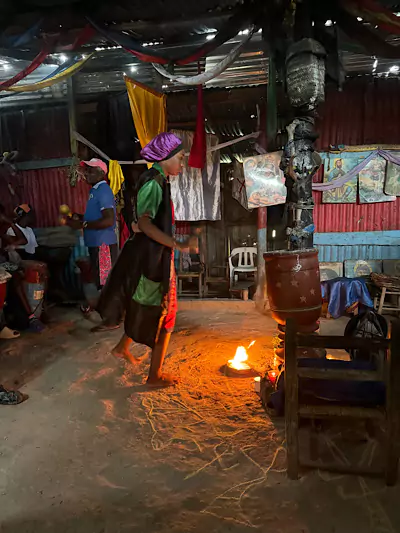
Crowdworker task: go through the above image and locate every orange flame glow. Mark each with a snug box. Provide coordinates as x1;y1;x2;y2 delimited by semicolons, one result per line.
228;341;255;370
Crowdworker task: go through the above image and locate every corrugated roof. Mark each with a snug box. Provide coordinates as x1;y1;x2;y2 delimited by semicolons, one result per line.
1;25;400;107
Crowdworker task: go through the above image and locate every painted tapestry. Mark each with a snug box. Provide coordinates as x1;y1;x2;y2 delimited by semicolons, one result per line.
385;161;400;196
242;152;286;209
359;156;395;204
322;156;358;203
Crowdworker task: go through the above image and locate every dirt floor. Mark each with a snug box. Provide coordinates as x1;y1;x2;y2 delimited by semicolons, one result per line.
0;301;399;533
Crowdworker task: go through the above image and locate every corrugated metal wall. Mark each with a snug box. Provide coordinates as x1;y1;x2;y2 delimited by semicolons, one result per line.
314;78;400;233
0;167;89;227
0;105;70;160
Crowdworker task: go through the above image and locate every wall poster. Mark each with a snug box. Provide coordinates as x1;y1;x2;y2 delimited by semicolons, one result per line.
359;156;395;204
242;152;286;209
322;156;358;203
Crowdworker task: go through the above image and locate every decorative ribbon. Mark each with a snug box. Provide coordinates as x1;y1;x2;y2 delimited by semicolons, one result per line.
0;47;49;90
0;20;42;48
336;7;400;58
41;54;83;81
87;4;253;66
152;28;255;85
343;0;400;36
5;54;92;93
312;149;400;191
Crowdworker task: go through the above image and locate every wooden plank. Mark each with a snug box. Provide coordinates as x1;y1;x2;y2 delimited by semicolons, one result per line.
284;318;299;480
315;231;400;247
295;334;389;351
299;405;385;420
16;158;73;170
297;367;381;382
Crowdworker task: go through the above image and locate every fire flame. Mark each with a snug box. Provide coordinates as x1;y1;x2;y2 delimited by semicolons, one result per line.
228;341;255;370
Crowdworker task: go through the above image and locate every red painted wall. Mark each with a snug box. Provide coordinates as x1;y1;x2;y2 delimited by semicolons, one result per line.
313;78;400;233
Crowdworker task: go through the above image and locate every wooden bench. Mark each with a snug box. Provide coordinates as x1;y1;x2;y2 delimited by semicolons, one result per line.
284;317;400;485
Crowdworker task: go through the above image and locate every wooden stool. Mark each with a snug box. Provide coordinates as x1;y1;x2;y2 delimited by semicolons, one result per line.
284;318;400;485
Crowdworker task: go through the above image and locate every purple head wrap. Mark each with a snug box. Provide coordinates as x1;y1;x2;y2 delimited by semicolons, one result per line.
140;132;183;163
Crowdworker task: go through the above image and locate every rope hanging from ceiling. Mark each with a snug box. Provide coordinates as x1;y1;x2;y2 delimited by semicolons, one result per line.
152;28;255;85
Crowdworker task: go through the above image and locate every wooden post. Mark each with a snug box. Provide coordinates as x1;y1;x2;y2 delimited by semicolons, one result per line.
256;206;268;310
67;77;78;157
285;318;299;479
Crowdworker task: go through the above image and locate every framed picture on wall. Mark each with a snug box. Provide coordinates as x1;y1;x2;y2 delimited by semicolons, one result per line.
242;152;286;209
359;156;396;203
322;156;358;203
385;161;400;196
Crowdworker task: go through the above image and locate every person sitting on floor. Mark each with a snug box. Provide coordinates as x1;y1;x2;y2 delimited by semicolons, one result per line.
0;205;44;333
6;204;37;260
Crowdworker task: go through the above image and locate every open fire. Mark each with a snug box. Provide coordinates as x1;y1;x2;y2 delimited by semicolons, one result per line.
227;341;255;372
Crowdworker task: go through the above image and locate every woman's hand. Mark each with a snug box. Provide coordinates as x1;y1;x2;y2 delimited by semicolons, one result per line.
66;218;83;230
131;221;141;233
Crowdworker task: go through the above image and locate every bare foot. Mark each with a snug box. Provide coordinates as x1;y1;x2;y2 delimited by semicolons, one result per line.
146;373;180;388
111;346;140;365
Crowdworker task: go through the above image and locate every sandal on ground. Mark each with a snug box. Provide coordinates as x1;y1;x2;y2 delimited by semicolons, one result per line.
0;326;20;340
0;385;28;405
80;304;92;317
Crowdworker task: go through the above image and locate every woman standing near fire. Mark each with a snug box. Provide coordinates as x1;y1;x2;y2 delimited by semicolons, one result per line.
100;132;195;388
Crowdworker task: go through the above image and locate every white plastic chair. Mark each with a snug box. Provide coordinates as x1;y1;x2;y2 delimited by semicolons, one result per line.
228;247;257;287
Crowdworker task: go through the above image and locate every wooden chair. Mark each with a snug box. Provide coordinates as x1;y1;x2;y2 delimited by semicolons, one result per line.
284;317;400;485
176;252;204;298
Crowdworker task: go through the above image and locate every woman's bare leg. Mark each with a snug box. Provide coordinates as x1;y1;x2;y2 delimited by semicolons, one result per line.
111;333;139;364
147;331;179;387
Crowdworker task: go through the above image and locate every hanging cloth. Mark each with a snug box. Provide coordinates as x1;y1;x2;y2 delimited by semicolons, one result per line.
109;160;125;195
125;77;167;150
188;81;206;169
0;47;49;90
152;28;254;85
4;54;92;93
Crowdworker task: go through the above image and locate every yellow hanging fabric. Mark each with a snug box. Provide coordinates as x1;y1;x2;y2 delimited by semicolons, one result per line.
125;76;167;150
109;160;125;195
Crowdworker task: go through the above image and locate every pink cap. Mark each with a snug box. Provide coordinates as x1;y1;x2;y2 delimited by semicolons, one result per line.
80;158;108;175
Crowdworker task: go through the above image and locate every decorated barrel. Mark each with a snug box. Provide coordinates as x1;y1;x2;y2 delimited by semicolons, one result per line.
264;249;322;329
21;260;48;319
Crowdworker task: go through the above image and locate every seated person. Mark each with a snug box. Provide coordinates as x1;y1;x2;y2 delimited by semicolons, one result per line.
6;204;37;260
0;205;44;332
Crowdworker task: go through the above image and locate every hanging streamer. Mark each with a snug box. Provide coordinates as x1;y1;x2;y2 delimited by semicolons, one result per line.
0;47;49;90
41;54;83;81
0;20;42;48
5;54;92;93
152;28;254;85
343;0;400;36
87;5;253;66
